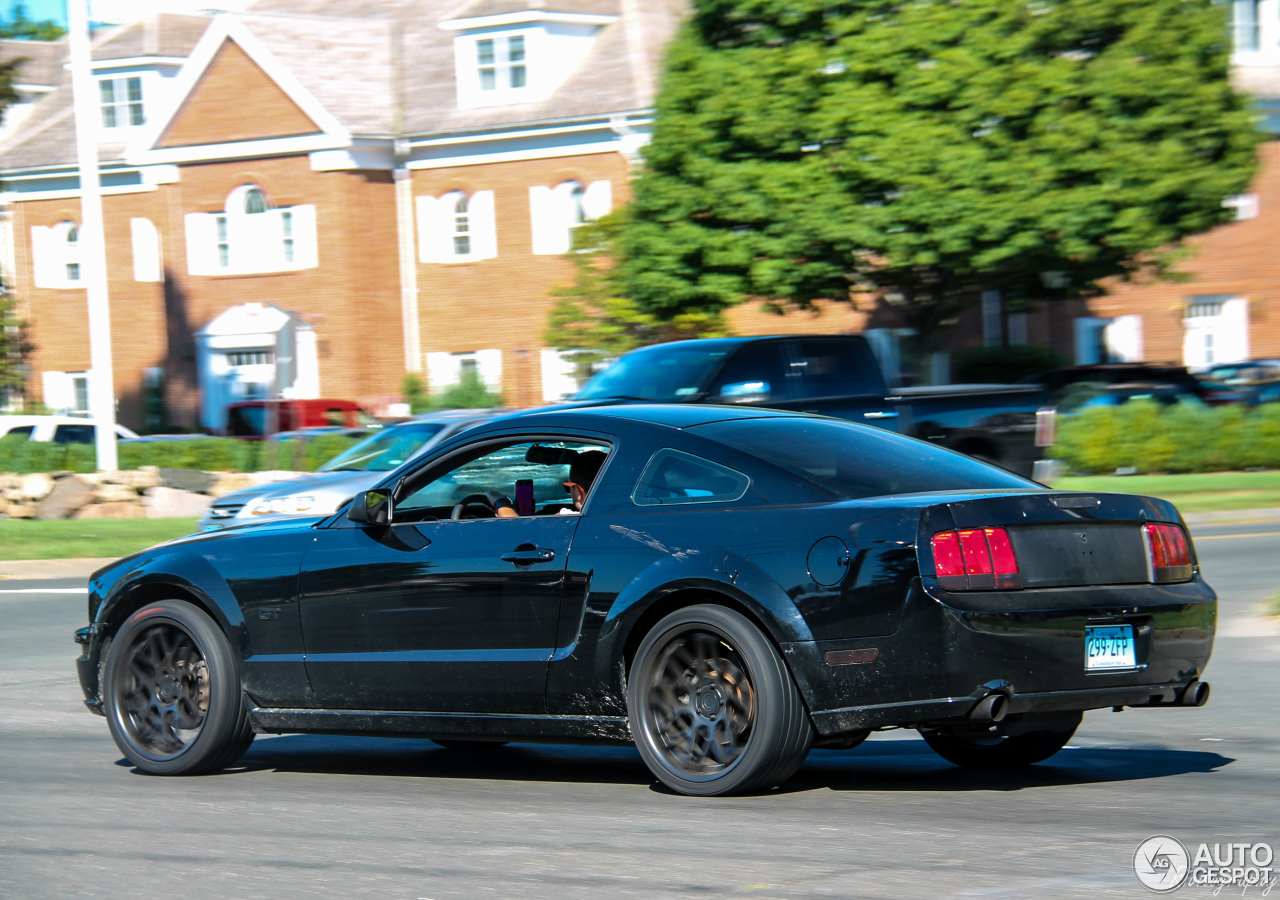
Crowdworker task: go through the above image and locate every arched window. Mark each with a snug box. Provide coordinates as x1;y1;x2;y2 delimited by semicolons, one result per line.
568;181;587;228
243;187;269;214
452;193;471;256
185;185;317;275
63;224;81;283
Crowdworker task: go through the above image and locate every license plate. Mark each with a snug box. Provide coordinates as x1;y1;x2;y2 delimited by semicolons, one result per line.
1085;625;1136;671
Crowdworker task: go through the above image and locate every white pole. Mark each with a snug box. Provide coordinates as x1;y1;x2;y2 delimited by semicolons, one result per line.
67;0;118;471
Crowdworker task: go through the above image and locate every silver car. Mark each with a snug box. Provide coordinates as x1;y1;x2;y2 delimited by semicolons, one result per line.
198;410;502;530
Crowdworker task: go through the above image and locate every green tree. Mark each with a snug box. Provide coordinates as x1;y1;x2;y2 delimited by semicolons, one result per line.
619;0;1260;348
429;368;504;410
0;4;67;40
0;279;33;408
545;213;730;389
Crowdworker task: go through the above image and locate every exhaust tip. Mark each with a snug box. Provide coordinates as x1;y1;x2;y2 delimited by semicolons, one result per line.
1182;680;1210;707
969;692;1009;723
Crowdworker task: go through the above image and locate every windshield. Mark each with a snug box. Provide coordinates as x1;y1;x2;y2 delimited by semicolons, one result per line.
576;343;734;402
317;423;446;472
691;418;1035;499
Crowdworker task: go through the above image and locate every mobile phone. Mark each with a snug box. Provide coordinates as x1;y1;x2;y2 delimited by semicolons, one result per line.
515;479;534;516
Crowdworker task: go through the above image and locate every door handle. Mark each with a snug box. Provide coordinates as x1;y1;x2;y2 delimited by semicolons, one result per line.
501;547;556;565
863;410;899;419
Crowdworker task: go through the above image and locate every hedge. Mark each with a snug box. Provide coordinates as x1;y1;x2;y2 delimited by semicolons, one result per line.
1053;401;1280;474
0;434;362;475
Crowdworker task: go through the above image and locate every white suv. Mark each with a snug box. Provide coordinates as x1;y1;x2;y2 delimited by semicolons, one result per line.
0;415;139;444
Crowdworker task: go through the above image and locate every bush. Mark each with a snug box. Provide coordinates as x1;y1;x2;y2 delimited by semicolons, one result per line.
0;434;360;475
1054;403;1280;474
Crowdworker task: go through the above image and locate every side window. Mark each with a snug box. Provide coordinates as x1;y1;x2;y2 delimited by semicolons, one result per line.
398;440;610;516
709;343;792;404
53;424;95;445
3;426;34;441
632;449;750;507
791;339;883;399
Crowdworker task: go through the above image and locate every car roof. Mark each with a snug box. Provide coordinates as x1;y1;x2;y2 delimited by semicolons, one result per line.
483;403;804;431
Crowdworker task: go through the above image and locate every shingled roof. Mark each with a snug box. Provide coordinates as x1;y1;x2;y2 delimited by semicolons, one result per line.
0;0;683;172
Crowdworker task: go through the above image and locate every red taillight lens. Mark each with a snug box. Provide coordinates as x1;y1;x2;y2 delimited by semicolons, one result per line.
931;526;1021;590
1143;522;1193;582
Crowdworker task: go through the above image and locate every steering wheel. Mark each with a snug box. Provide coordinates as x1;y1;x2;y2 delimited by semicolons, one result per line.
450;493;509;520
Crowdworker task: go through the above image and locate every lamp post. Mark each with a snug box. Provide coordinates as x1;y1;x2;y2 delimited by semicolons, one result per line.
67;0;118;471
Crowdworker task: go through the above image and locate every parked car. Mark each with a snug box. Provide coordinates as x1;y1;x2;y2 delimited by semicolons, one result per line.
77;405;1215;796
1202;360;1280;385
198;409;497;530
223;398;370;438
570;335;1051;476
1022;363;1238;405
1056;382;1207;414
0;414;138;444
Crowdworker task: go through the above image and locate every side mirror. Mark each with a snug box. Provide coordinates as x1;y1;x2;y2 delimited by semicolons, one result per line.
347;488;393;525
717;380;771;404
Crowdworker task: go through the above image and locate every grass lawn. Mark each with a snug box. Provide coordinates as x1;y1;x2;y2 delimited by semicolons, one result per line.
1050;471;1280;514
0;518;199;561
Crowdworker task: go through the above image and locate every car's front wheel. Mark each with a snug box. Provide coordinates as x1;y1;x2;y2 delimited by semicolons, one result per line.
921;713;1081;771
627;604;812;796
103;599;253;775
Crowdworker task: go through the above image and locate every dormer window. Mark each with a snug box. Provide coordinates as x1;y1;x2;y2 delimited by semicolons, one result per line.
99;76;144;129
477;35;527;91
443;6;617;109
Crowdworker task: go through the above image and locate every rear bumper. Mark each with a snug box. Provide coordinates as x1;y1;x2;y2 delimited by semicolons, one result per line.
783;576;1216;736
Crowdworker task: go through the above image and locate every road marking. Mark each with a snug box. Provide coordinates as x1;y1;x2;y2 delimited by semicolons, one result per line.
1193;532;1280;541
0;588;88;594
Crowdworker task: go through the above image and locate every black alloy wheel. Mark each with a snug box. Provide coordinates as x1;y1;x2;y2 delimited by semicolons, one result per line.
627;604;813;796
921;713;1081;771
103;599;253;775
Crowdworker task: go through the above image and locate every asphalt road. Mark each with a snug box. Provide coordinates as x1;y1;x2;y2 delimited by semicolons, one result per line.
2;524;1278;899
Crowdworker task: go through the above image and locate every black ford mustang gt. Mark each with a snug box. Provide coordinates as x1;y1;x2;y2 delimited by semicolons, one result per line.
75;405;1215;796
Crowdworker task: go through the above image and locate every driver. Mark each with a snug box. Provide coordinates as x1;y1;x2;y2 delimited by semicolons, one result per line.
493;449;607;517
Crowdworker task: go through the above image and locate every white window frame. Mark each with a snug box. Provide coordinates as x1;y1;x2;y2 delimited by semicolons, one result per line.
1231;0;1280;64
31;221;84;289
529;180;611;255
1183;296;1249;369
98;75;145;130
416;190;498;263
476;34;527;92
455;30;535;108
185;185;318;276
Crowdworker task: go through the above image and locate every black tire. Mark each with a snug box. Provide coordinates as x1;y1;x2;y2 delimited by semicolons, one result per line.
432;740;509;751
103;599;253;775
921;714;1081;771
627;604;813;797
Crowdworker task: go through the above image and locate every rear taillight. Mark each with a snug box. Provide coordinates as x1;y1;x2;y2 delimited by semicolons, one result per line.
1143;522;1193;582
931;527;1021;590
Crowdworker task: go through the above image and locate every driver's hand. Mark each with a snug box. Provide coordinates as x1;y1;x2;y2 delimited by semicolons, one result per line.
486;490;517;517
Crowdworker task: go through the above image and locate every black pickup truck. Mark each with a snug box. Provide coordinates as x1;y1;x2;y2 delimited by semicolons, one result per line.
572;335;1051;477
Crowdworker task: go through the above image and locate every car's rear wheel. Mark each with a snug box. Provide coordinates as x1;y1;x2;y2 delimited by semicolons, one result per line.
627;604;812;796
103;599;253;775
921;713;1081;771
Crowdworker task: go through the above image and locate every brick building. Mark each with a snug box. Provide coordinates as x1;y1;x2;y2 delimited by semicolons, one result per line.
0;1;692;430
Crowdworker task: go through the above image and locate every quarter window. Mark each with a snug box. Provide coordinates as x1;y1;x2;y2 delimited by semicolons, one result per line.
632;449;750;507
99;76;144;128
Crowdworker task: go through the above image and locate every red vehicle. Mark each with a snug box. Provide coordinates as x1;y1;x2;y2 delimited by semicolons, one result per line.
223;399;368;438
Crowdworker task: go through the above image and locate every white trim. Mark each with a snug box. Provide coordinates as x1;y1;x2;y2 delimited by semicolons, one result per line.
140;164;181;185
309;144;395;171
411;138;635;169
132;133;350;165
90;56;189;69
440;11;617;30
12;83;56;93
4;184;157;202
407;116;652;148
127;15;350;164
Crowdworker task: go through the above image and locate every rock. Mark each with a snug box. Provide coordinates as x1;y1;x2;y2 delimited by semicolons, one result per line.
19;473;54;501
4;502;37;519
159;468;219;494
144;486;213;518
75;501;146;519
122;468;161;490
36;476;95;520
209;473;259;497
93;484;139;504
